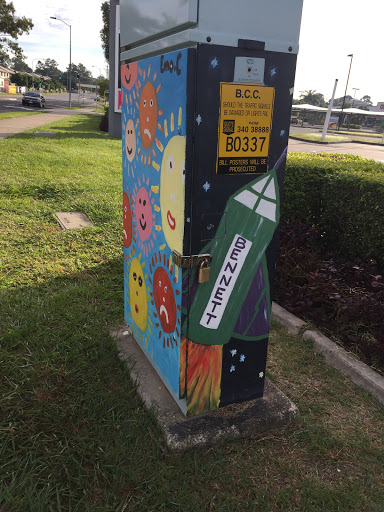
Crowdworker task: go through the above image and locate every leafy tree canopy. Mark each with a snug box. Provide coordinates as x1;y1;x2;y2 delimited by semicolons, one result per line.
299;89;326;107
10;54;31;72
100;1;109;63
97;77;109;96
35;58;61;77
361;95;373;105
0;0;33;66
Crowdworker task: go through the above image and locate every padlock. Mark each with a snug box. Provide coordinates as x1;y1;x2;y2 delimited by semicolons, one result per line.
198;258;210;284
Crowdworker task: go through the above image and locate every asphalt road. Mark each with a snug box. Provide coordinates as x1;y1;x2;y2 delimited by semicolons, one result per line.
1;95;383;162
288;125;384;162
0;92;100;114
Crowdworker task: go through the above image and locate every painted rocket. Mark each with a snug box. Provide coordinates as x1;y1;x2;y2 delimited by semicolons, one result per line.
186;165;281;346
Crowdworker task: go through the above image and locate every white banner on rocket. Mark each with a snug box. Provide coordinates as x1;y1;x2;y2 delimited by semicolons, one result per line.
200;234;252;330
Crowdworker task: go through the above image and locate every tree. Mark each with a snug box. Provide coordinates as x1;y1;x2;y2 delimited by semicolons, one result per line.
100;1;109;63
361;95;373;106
0;0;33;66
299;90;326;106
35;58;61;78
61;62;92;90
11;71;29;86
10;55;31;72
97;77;109;97
333;95;353;108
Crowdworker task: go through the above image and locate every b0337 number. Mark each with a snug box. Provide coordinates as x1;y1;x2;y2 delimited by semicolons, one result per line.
226;136;266;153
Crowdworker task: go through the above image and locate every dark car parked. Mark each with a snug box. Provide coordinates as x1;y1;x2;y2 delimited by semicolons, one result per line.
22;92;45;108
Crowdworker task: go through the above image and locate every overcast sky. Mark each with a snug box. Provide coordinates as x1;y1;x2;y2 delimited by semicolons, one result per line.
295;0;383;105
10;0;384;105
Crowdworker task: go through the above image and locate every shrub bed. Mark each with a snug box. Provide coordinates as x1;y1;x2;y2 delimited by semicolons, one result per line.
283;153;384;266
276;153;384;372
274;221;384;373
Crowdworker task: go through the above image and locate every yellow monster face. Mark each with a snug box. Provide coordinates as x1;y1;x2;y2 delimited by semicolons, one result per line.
160;135;186;253
129;257;148;332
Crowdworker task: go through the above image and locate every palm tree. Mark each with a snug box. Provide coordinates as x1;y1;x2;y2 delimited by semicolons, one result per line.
299;90;325;106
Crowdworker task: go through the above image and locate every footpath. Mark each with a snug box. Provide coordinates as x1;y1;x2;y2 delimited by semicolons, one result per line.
0;108;98;139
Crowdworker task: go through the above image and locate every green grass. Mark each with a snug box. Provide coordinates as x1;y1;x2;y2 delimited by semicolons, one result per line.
290;132;351;143
1;116;384;511
0;111;46;120
291;131;384;145
64;105;90;110
329;129;383;138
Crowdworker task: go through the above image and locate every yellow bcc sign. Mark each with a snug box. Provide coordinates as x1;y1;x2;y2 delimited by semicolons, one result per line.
217;83;275;175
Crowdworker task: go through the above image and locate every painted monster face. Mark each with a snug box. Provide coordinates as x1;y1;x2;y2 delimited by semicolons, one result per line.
129;257;148;331
153;267;176;334
135;187;152;242
139;81;158;149
123;192;132;248
160;135;186;253
125;119;136;162
120;62;138;91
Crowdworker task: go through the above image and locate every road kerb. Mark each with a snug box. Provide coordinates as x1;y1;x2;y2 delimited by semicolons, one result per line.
272;302;384;407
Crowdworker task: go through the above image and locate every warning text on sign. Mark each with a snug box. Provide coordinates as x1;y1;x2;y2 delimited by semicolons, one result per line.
217;83;274;175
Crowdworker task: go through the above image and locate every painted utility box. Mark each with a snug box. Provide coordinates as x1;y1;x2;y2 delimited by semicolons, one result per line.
120;0;303;416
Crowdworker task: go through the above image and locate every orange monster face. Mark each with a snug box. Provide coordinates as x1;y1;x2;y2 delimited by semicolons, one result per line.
121;62;138;91
139;81;158;149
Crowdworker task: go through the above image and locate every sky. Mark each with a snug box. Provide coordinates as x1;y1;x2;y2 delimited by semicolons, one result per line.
11;0;107;78
294;0;384;105
9;0;384;105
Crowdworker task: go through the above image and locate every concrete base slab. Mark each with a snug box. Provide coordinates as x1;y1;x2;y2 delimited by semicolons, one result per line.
111;326;299;451
55;212;93;230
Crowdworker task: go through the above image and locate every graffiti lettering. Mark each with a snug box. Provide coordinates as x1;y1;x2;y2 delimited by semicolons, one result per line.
200;235;252;330
160;52;182;76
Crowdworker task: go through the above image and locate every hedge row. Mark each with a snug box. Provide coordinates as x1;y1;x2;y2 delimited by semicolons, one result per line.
282;153;384;266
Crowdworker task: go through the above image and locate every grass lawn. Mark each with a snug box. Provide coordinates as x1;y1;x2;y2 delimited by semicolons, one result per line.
1;117;384;511
328;129;383;139
291;132;384;145
64;105;91;110
290;132;351;143
0;111;47;120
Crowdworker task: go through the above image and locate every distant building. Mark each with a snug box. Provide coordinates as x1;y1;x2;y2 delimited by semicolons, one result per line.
0;65;15;92
368;102;384;113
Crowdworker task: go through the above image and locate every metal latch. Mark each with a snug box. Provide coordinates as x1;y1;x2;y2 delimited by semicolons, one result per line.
172;250;212;269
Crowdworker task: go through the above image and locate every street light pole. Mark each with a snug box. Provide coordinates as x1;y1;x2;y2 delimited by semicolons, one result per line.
338;53;353;131
50;16;72;108
92;65;102;109
352;87;360;108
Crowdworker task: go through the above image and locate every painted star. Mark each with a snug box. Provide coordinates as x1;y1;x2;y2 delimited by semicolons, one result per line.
270;68;276;77
239;354;245;363
280;130;286;136
203;181;211;192
259;371;264;378
230;365;236;372
196;114;202;125
211;57;218;68
230;349;237;357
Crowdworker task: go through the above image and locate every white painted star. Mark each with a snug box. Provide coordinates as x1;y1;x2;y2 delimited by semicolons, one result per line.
211;57;218;68
203;181;210;192
259;371;264;378
270;68;276;77
196;114;202;125
230;365;236;372
239;354;245;362
230;349;237;357
280;130;285;136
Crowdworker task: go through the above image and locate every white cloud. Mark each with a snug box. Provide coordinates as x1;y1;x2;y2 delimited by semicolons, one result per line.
12;0;107;75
